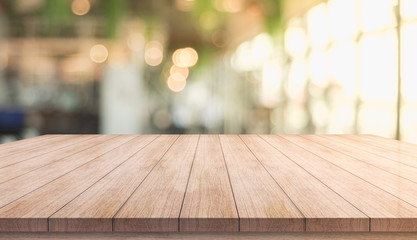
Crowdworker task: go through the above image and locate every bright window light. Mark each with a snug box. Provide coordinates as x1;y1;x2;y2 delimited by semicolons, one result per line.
359;0;397;32
307;3;330;47
401;21;417;102
308;49;329;88
358;103;396;137
359;30;398;102
287;59;307;101
328;41;358;100
285;27;308;58
401;0;417;21
327;0;359;40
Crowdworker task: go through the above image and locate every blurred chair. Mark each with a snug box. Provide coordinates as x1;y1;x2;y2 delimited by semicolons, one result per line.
0;108;25;141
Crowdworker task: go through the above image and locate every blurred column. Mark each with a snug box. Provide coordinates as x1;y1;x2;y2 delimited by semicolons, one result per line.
100;62;146;134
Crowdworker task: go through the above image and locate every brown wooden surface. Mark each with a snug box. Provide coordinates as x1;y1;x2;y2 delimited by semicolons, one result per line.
1;134;417;233
240;135;368;232
2;232;417;240
113;135;200;232
49;135;178;232
179;135;238;232
219;135;304;232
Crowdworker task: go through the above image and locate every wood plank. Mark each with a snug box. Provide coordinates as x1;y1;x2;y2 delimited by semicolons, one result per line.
261;135;417;232
218;135;304;232
0;135;132;211
363;135;417;152
0;135;158;232
305;135;417;184
49;135;179;232
113;135;200;232
0;135;91;168
0;135;75;158
292;135;417;214
240;135;368;232
2;232;417;240
354;134;417;156
0;135;58;150
179;135;239;232
329;135;417;169
0;135;113;184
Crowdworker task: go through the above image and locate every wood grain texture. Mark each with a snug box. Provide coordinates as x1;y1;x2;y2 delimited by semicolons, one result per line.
0;135;129;210
349;135;417;157
113;135;200;232
0;135;157;232
240;135;368;232
271;135;417;232
0;135;57;151
49;135;178;232
0;135;112;184
328;135;417;169
2;232;417;240
294;135;417;211
307;135;417;184
179;135;238;232
0;135;90;168
3;134;417;234
219;135;304;232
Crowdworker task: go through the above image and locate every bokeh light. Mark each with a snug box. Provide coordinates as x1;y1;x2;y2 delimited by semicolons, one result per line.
214;0;244;13
170;73;187;82
175;0;195;12
167;76;187;92
170;65;189;78
71;0;90;16
172;47;198;68
89;44;108;63
144;41;164;66
127;33;145;52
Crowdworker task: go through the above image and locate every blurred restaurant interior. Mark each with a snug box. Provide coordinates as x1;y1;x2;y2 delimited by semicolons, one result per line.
0;0;417;143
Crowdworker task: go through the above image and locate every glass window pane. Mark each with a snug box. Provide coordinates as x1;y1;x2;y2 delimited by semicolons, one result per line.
359;0;397;32
358;103;397;137
401;0;417;21
401;21;417;102
328;0;359;40
359;30;398;102
400;104;417;144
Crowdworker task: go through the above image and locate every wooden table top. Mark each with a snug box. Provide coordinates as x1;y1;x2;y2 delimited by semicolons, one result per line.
1;134;417;233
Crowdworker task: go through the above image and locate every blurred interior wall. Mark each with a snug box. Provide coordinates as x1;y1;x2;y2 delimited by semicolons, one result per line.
0;10;7;104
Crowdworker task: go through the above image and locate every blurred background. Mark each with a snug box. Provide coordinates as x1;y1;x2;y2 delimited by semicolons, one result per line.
0;0;416;143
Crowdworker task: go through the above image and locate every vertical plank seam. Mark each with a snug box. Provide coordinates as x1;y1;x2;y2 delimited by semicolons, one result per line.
260;135;371;230
111;135;181;232
0;135;132;211
0;136;119;185
47;135;162;231
0;135;98;170
239;135;306;231
320;135;417;170
178;135;201;232
258;135;374;231
218;135;241;232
